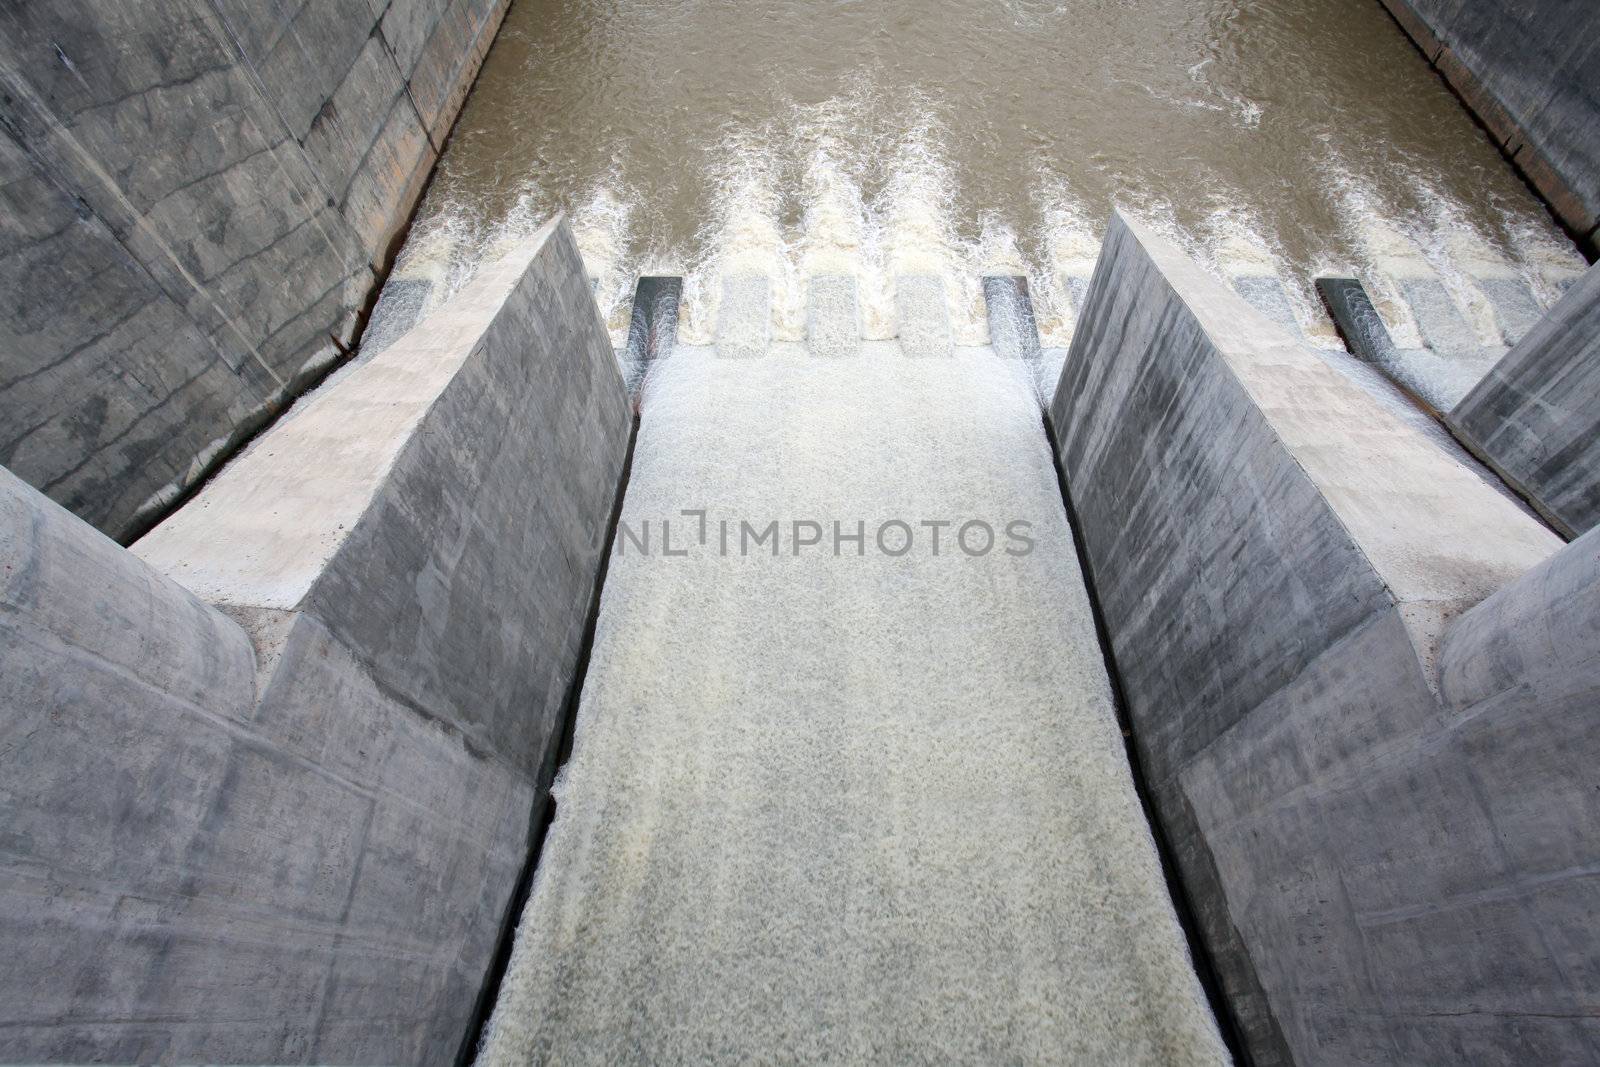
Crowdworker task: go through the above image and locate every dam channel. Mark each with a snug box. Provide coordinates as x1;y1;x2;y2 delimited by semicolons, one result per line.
3;0;1600;1064
399;1;1588;1062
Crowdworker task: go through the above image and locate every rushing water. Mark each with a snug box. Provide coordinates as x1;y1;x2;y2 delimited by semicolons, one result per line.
392;0;1586;348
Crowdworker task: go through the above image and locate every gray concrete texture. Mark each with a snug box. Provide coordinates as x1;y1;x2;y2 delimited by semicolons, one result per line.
1051;211;1590;1065
0;0;510;542
1379;0;1600;249
478;275;1227;1064
1317;273;1524;416
1449;258;1600;538
0;217;632;1063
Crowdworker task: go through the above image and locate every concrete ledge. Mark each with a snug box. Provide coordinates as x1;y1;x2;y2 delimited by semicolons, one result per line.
0;217;631;1063
1447;260;1600;538
1317;275;1497;415
1051;211;1572;1064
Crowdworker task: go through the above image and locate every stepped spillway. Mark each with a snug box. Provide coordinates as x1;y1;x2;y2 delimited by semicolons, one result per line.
476;277;1229;1064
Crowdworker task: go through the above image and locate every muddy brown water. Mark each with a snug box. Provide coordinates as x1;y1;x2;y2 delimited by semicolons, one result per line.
395;0;1584;345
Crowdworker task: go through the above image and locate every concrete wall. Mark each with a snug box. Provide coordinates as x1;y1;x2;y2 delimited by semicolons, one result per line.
1448;259;1600;538
0;0;509;542
0;218;632;1063
1378;0;1600;251
1049;212;1600;1065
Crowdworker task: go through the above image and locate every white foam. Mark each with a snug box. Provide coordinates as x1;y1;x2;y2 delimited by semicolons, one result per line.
1406;182;1516;348
390;102;1585;371
1493;202;1589;308
569;183;637;338
1318;165;1430;348
476;324;1230;1066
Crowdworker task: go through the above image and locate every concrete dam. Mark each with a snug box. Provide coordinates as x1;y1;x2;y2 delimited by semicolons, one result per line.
3;2;1600;1066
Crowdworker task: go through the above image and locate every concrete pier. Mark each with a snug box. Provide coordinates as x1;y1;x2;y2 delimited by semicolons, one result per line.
477;277;1228;1064
1052;212;1594;1065
0;218;629;1063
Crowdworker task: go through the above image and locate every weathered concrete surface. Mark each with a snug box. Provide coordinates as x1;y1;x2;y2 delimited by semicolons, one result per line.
1317;273;1522;415
983;275;1060;402
1229;275;1302;339
478;275;1227;1064
1052;212;1571;1065
0;0;510;541
0;218;631;1063
137;215;631;785
1437;521;1600;719
1448;259;1600;538
1378;0;1600;250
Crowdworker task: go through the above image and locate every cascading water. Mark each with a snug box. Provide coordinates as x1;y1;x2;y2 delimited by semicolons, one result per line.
375;0;1585;365
474;280;1233;1065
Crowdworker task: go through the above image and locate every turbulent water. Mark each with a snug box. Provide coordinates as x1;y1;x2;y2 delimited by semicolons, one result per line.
389;0;1586;349
477;291;1230;1065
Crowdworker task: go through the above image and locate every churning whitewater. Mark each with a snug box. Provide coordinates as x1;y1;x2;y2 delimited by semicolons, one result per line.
473;280;1229;1064
369;0;1586;367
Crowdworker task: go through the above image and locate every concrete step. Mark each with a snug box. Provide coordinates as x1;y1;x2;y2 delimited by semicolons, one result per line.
894;273;952;358
716;273;772;358
805;275;861;357
622;276;682;397
982;275;1043;361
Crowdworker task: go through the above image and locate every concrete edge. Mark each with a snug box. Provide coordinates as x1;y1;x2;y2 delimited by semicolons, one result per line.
1109;209;1558;618
1374;0;1600;256
131;216;565;609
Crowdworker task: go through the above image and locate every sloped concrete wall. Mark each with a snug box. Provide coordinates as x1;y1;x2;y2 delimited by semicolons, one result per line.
1448;259;1600;538
1050;212;1594;1065
0;0;509;542
0;218;631;1063
1378;0;1600;250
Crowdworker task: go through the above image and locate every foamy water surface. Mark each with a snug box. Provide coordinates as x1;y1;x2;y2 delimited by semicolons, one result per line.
389;0;1588;349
